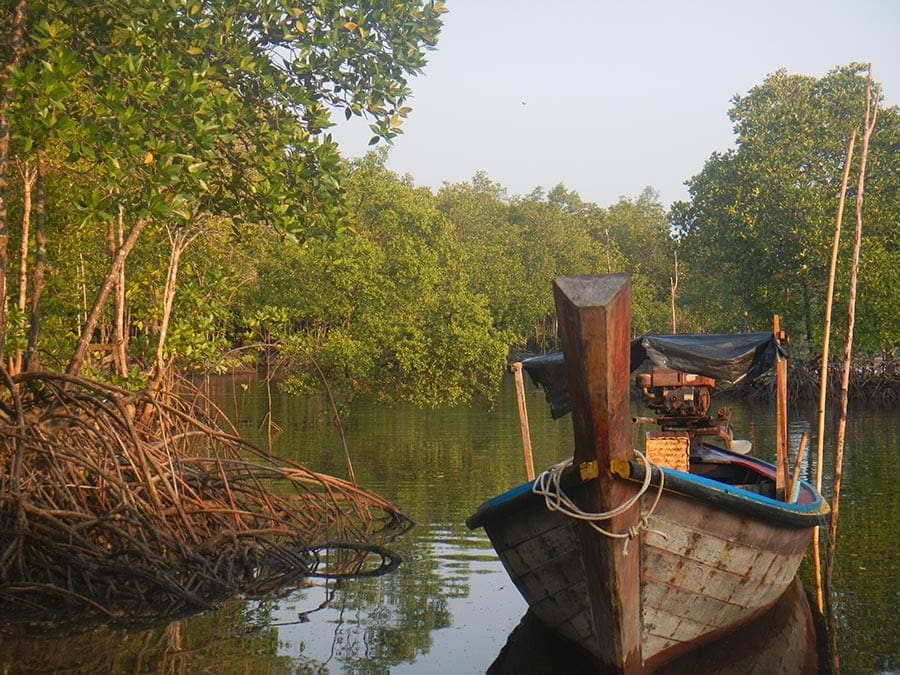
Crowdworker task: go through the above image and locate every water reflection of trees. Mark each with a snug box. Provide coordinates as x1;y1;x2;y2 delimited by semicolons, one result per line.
0;603;299;672
274;525;465;672
6;527;474;673
0;529;467;673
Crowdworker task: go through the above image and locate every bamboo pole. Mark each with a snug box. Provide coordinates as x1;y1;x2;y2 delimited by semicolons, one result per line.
773;315;789;501
511;362;535;481
825;65;878;674
812;129;857;612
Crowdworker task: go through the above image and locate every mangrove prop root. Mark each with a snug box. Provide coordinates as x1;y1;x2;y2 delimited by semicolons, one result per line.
735;357;898;407
0;370;412;625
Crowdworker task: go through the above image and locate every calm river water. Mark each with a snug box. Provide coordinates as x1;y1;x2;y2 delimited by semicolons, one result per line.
1;374;896;673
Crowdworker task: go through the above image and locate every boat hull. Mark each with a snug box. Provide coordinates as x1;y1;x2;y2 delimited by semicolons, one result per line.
639;488;810;666
472;461;825;669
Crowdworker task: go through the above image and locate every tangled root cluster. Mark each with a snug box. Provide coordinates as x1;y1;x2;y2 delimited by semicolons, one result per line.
0;370;411;625
736;357;899;406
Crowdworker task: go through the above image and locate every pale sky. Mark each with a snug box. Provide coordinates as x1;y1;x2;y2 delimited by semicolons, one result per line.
330;0;899;208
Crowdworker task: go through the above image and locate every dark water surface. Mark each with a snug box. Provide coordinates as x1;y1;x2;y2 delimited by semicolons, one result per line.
1;375;896;673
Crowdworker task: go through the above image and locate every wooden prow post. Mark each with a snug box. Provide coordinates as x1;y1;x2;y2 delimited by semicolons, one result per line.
774;316;789;501
553;274;641;672
510;362;536;481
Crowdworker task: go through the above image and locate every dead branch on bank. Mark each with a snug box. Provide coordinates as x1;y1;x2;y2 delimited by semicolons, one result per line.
0;369;412;626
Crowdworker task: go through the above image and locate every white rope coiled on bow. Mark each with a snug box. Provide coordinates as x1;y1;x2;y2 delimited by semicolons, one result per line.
531;449;667;554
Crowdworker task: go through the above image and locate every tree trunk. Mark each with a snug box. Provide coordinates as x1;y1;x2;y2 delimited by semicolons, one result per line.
25;151;46;372
112;206;128;377
148;226;196;394
669;250;678;334
10;160;34;374
66;215;149;376
0;0;28;353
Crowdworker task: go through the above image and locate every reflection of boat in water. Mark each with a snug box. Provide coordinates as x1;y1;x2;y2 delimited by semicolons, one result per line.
488;576;824;674
467;275;829;672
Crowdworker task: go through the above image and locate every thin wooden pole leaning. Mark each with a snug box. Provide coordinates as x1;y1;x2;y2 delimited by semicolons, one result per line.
773;315;789;501
826;64;878;674
812;129;857;611
788;432;808;504
510;362;536;481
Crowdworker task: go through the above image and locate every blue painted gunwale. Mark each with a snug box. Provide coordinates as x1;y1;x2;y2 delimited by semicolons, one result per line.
466;447;829;531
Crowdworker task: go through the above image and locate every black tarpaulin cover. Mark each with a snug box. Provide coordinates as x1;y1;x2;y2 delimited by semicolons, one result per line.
520;333;782;419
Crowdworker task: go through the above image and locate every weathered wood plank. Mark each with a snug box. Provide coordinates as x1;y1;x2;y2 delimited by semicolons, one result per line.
485;508;598;656
553;274;640;671
641;546;798;608
642;488;813;556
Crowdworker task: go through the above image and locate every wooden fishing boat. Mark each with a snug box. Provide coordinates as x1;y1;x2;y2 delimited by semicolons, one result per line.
466;274;829;673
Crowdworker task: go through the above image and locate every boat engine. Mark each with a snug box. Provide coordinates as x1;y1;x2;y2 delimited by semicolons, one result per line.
636;368;713;419
635;368;735;456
